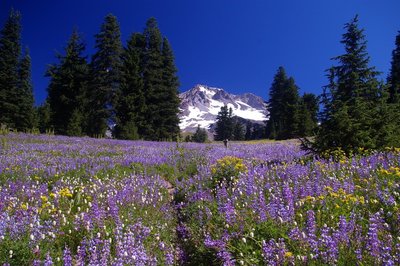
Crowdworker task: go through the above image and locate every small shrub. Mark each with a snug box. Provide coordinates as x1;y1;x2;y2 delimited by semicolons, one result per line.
210;156;247;188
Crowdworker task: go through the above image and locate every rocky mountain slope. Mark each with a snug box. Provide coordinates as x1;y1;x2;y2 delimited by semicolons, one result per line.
179;84;267;132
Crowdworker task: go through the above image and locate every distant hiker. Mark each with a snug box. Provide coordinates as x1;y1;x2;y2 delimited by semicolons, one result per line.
223;139;229;148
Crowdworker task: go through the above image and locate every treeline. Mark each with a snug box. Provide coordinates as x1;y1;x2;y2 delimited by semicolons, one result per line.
310;16;400;154
0;9;35;131
0;10;181;141
212;106;265;141
267;15;400;155
266;67;319;140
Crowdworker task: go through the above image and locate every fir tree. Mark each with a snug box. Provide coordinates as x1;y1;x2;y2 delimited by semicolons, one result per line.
16;48;36;131
245;122;252;140
192;125;207;143
313;15;389;154
160;37;181;140
115;33;144;140
141;17;164;140
0;9;21;128
46;29;89;136
266;67;300;140
297;93;318;137
87;14;123;137
388;31;400;103
36;101;51;133
232;120;245;141
215;106;234;141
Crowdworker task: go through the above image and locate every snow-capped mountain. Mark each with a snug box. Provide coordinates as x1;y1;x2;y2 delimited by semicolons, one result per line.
179;84;268;132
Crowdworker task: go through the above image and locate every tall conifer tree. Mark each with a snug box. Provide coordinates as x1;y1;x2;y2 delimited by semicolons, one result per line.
160;37;181;140
87;14;123;137
46;29;89;136
16;48;36;130
141;17;164;140
215;106;234;141
388;31;400;103
313;15;388;154
0;9;21;128
266;67;300;140
115;33;144;140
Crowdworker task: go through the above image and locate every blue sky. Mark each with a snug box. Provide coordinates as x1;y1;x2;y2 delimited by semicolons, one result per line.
1;1;399;105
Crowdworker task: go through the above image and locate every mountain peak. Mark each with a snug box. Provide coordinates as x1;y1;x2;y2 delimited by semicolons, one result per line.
179;85;268;132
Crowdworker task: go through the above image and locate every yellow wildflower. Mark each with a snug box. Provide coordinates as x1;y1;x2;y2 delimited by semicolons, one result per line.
59;188;73;198
284;252;293;258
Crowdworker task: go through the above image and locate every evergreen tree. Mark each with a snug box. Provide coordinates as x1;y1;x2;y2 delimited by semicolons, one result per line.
245;122;252;140
313;15;389;154
160;37;181;140
232;120;245;141
192;125;207;143
388;31;400;103
297;93;318;137
46;29;89;136
0;9;21;128
266;67;300;140
16;48;36;131
87;14;123;137
36;101;51;133
115;33;144;140
215;105;234;141
141;17;164;140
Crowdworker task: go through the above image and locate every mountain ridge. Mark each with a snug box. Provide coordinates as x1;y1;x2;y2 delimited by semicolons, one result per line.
179;84;268;133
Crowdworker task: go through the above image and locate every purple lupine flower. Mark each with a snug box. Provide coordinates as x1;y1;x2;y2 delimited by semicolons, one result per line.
394;243;400;265
76;240;87;266
306;210;318;257
366;212;382;260
63;246;72;266
319;224;338;264
44;252;53;266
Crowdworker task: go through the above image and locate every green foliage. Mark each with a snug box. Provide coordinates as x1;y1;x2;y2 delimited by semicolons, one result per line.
297;93;319;137
192;125;208;143
210;156;247;188
0;9;36;131
87;14;123;137
15;48;36;131
115;33;144;140
46;29;89;136
215;105;234;141
266;67;301;140
387;31;400;103
311;15;399;155
36;101;51;133
232;119;245;141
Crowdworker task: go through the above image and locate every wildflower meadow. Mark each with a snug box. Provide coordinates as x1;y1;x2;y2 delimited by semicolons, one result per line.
0;133;399;265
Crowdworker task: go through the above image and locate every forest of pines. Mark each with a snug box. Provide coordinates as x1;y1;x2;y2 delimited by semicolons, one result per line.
1;9;400;155
0;11;181;141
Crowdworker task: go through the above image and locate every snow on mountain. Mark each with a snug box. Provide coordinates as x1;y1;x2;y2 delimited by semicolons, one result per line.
179;84;268;132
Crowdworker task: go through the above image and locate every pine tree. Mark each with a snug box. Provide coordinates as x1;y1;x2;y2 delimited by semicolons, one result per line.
313;15;388;154
232;120;245;141
15;48;36;131
245;122;252;140
0;9;21;129
215;106;234;141
87;14;123;137
115;33;144;140
266;67;300;140
192;125;207;143
141;17;165;140
46;29;89;136
37;101;51;133
297;93;318;137
160;37;181;140
388;31;400;103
